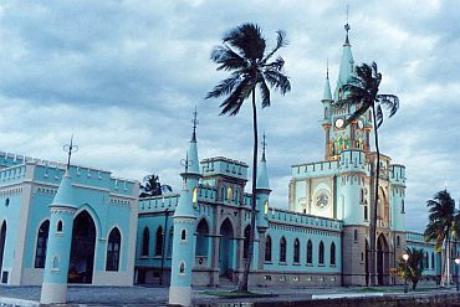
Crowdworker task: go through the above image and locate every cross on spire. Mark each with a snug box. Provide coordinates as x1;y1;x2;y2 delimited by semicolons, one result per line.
191;106;199;142
63;135;78;171
261;133;267;162
344;4;351;46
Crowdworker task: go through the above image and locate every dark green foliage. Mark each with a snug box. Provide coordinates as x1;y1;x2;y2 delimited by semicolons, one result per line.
140;174;172;198
393;248;425;290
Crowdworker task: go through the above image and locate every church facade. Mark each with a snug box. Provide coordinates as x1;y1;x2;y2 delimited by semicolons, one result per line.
0;24;446;297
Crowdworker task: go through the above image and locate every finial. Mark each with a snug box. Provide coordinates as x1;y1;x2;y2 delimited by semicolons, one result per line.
261;132;267;162
344;4;351;46
326;59;329;79
191;106;199;142
63;135;78;171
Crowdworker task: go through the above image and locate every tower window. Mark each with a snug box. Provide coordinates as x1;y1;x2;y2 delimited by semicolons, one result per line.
364;205;368;221
4;198;9;207
396;235;400;247
57;220;63;232
179;261;185;274
181;229;186;241
265;235;272;262
353;229;358;242
401;200;405;214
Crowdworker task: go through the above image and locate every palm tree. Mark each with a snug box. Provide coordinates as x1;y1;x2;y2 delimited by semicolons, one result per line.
393;248;425;290
206;23;291;291
140;174;172;198
424;189;457;287
339;62;399;286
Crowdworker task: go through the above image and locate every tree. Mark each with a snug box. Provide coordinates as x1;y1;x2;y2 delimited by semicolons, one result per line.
392;247;425;290
140;174;172;198
339;62;399;286
424;189;457;287
206;23;291;291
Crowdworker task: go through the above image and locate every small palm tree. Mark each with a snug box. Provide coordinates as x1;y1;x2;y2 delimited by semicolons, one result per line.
424;189;457;287
206;23;291;291
339;62;399;286
140;174;172;198
392;248;425;290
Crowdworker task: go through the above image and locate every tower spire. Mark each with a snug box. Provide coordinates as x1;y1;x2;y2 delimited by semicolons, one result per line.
323;60;333;101
63;135;78;171
344;4;351;46
261;132;267;162
191;106;199;142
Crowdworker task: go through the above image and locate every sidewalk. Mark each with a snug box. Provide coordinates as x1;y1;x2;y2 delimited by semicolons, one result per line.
0;284;458;306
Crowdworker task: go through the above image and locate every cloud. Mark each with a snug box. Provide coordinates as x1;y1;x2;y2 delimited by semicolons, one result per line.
0;0;459;232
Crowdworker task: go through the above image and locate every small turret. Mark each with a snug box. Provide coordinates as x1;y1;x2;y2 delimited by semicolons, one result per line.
256;140;270;191
40;138;79;305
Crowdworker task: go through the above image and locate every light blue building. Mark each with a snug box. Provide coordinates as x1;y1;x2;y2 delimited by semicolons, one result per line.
0;152;139;290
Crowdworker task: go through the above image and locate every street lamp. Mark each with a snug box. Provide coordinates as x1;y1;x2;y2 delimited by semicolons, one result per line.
402;253;409;294
455;258;460;292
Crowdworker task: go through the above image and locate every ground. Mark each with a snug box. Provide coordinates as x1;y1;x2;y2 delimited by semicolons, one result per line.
1;284;460;306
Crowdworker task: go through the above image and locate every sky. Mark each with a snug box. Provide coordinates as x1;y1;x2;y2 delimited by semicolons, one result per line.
0;0;459;232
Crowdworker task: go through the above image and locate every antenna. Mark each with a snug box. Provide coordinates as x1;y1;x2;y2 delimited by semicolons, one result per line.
63;135;78;171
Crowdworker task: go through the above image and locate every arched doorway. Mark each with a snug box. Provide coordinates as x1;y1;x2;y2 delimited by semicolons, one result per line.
196;219;209;258
377;234;389;285
68;211;96;284
219;219;234;279
0;222;6;280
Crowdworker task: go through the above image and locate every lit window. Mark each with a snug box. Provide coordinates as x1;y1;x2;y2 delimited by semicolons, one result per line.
264;201;269;214
227;187;233;201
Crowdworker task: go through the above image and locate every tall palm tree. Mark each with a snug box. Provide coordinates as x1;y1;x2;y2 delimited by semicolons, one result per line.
339;62;399;286
206;23;291;291
424;189;457;287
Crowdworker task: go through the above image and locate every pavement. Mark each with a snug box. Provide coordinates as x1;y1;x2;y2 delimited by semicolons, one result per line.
0;284;458;306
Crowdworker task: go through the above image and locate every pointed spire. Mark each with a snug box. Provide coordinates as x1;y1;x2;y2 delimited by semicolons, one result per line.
186;108;200;175
191;106;199;143
335;8;355;98
256;133;270;190
323;61;333;101
52;139;78;208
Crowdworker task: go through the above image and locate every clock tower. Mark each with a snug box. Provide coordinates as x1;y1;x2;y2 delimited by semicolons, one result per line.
323;24;372;161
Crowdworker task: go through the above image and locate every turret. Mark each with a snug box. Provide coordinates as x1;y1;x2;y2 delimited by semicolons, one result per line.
41;139;78;305
256;134;270;229
168;109;201;307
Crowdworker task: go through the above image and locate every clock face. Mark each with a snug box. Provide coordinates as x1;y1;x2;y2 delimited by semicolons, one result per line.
315;191;329;209
335;118;344;129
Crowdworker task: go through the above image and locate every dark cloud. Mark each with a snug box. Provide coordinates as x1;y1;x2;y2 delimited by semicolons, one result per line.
0;0;458;232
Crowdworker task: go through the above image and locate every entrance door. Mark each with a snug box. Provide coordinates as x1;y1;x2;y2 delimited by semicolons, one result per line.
0;222;6;280
219;219;234;278
68;211;96;284
377;234;389;285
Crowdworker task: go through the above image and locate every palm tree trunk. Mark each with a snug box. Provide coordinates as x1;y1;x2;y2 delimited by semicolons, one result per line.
369;103;380;286
239;88;258;292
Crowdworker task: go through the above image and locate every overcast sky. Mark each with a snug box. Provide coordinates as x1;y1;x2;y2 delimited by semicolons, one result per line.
0;0;458;232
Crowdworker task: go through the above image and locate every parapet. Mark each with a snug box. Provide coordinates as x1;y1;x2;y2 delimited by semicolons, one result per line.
201;156;248;181
390;164;406;186
338;149;369;175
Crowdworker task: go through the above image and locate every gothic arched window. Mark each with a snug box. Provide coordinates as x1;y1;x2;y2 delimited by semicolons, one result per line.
106;228;121;271
265;235;272;262
279;237;287;263
330;242;336;265
319;241;325;265
396;235;400;247
424;252;429;269
431;252;435;269
354;229;358;241
243;225;251;259
293;238;300;263
195;219;209;256
155;226;163;256
181;229;186;241
142;227;149;256
34;220;50;268
306;240;313;264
